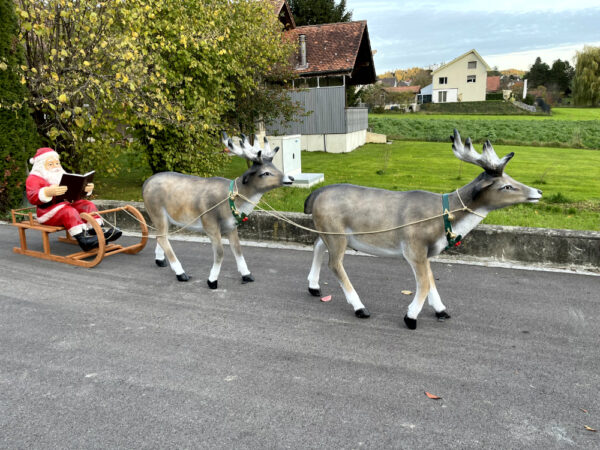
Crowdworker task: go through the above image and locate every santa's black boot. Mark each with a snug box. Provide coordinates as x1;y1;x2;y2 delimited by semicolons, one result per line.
73;232;99;252
89;227;122;242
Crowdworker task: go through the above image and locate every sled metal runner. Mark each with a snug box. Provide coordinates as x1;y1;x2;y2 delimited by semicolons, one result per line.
10;205;148;268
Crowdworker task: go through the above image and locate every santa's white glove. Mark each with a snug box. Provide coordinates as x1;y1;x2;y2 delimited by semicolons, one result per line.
43;185;68;198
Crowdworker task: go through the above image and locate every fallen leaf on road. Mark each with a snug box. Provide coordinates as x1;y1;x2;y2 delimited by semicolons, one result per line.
581;408;589;414
401;290;413;295
425;391;442;400
320;295;332;302
584;426;597;432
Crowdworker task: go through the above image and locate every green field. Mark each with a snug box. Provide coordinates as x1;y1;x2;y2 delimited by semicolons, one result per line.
96;139;600;231
372;107;600;122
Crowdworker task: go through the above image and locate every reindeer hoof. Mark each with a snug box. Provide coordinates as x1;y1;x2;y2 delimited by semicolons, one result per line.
155;259;167;267
241;274;255;284
436;310;451;321
308;287;321;297
176;273;190;282
404;315;417;330
207;279;218;289
355;308;370;319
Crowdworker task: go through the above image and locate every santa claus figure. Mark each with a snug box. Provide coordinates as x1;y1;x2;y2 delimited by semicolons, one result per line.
25;147;121;251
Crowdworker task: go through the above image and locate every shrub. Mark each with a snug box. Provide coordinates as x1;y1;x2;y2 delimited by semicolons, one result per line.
0;0;40;213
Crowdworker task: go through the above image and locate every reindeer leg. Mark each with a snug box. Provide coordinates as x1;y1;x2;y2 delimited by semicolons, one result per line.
205;228;224;290
156;235;189;282
154;241;167;267
228;228;254;284
307;237;326;297
324;236;370;319
402;249;431;330
149;207;189;281
427;265;451;321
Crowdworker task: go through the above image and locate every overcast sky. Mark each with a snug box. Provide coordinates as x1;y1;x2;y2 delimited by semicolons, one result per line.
345;0;600;73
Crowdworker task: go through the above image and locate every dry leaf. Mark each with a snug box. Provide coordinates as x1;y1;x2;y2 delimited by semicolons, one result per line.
425;391;442;400
320;295;332;302
584;426;597;432
401;290;413;295
581;408;589;414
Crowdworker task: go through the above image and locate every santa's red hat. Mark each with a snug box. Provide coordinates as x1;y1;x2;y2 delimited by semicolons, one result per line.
29;147;59;165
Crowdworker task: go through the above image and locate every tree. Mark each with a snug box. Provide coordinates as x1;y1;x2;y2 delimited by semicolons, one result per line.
0;0;39;213
525;57;550;88
288;0;352;26
15;0;295;176
572;46;600;106
410;69;432;88
549;59;574;94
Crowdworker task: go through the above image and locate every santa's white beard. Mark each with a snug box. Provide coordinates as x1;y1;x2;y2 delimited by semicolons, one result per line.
31;161;65;185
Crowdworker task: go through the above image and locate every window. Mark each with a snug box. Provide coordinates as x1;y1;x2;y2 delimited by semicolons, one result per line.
467;75;476;83
438;91;447;102
468;61;477;69
438;77;447;85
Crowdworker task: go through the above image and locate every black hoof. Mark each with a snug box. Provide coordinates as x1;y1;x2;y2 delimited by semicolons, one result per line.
155;259;168;267
404;315;417;330
176;273;190;282
241;274;255;284
355;308;371;319
207;279;218;289
308;287;321;297
436;310;451;321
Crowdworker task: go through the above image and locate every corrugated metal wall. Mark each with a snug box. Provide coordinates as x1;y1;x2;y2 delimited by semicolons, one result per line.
266;86;367;135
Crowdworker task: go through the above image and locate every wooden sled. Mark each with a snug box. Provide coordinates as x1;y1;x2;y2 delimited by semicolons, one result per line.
10;205;148;268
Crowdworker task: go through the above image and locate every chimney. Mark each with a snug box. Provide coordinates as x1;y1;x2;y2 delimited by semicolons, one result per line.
299;34;307;68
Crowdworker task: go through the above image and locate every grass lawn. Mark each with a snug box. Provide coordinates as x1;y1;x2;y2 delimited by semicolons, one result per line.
95;141;600;231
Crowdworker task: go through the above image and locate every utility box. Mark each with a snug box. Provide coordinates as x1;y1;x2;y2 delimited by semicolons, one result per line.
268;134;324;188
270;135;301;176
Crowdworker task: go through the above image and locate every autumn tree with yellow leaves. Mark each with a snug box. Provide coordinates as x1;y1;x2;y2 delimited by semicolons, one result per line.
13;0;295;175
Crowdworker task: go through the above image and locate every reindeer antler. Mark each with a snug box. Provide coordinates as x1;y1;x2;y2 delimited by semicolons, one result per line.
221;132;279;163
450;129;514;175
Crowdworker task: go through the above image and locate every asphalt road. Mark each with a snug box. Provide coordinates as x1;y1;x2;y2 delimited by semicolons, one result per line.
1;224;599;449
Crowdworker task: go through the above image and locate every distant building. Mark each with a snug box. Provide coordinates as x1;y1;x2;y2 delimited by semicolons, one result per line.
486;76;501;93
431;49;490;103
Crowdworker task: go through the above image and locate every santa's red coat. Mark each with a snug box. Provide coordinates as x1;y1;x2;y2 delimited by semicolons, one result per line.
26;173;100;235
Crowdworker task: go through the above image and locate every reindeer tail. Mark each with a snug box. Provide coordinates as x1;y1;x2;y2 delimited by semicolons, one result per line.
304;188;324;215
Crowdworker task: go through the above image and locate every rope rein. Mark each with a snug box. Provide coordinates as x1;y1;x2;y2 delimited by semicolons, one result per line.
103;186;486;239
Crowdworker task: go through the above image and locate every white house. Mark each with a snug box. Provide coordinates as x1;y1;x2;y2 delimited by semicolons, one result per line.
431;49;490;103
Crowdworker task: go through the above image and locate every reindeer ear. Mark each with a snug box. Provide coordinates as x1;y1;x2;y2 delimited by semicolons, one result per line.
472;174;495;199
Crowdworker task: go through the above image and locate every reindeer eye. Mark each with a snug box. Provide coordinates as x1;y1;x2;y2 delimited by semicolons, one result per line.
260;172;272;177
501;185;513;190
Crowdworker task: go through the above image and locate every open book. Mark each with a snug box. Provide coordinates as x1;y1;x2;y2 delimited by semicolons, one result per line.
55;170;95;202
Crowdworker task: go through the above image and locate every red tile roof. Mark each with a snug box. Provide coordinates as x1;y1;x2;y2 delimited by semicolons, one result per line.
385;86;420;94
285;21;376;84
267;0;295;29
487;75;501;92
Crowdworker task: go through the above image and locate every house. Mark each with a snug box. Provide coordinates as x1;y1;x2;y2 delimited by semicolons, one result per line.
430;49;490;103
486;75;501;93
384;85;420;110
265;1;377;153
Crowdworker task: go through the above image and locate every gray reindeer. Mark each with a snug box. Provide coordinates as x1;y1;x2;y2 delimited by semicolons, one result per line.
143;133;294;289
304;129;542;329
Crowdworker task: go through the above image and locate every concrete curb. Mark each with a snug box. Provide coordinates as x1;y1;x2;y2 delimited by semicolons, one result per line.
94;200;600;272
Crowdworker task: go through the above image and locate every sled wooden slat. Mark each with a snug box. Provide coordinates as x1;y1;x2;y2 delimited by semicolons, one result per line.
10;205;148;268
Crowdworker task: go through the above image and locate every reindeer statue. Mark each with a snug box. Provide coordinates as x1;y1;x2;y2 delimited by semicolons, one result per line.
142;133;294;289
303;129;542;329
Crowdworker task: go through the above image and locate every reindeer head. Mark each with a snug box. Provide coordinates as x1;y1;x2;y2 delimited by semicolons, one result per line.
450;129;542;210
221;132;294;190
